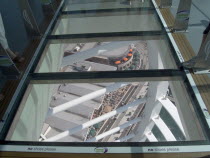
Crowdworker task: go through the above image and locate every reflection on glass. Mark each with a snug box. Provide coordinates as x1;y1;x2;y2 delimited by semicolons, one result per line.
7;80;206;142
52;10;161;35
36;37;177;73
63;0;152;11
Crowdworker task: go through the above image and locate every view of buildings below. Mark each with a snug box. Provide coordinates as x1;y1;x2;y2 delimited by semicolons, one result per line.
40;41;186;142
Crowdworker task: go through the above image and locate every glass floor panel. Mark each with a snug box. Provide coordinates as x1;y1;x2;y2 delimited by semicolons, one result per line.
7;79;207;142
1;0;210;155
63;0;152;11
35;36;177;73
52;10;162;35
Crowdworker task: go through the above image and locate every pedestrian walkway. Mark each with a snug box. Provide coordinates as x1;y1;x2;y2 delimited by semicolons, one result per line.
156;0;210;112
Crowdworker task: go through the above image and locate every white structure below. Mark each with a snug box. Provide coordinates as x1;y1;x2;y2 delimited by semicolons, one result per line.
131;40;187;142
158;97;186;137
47;83;127;117
86;118;141;142
115;133;136;142
145;131;158;142
44;98;146;142
152;116;176;141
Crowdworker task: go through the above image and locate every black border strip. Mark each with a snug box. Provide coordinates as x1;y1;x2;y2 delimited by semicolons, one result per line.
0;140;209;147
47;31;165;39
30;69;184;82
62;0;154;14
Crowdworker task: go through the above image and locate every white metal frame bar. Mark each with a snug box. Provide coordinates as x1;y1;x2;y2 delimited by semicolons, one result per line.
158;97;186;136
44;98;146;141
145;131;158;142
152;115;176;141
47;83;127;116
86;118;141;142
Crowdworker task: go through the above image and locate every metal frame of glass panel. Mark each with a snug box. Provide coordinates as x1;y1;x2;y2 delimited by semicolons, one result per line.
0;0;210;155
